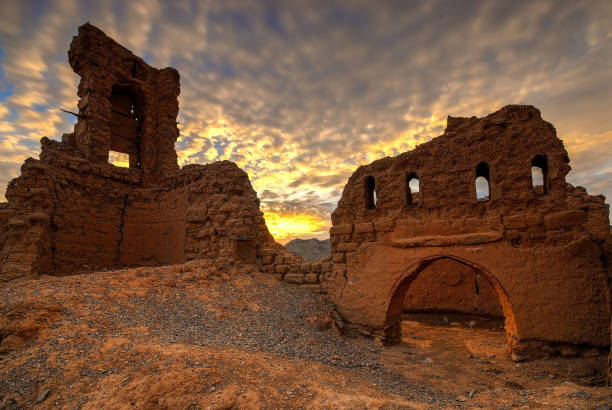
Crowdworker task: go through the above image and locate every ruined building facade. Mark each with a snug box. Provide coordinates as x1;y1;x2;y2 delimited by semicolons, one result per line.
327;105;612;358
0;24;329;285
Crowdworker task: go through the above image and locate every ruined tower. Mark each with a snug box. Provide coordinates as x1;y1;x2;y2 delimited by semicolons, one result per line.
0;24;328;285
65;23;180;184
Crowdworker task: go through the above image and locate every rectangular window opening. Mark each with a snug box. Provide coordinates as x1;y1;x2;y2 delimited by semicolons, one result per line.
109;151;130;168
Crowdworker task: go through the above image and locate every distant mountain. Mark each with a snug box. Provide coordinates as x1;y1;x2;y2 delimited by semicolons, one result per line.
284;238;331;261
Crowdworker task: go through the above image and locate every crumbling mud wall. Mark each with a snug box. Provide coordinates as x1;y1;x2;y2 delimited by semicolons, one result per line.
118;186;187;267
328;105;611;357
603;233;612;384
175;162;332;287
0;23;326;288
0;205;12;252
65;24;180;184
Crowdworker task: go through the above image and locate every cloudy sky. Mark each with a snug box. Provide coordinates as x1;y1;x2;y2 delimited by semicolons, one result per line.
0;0;611;243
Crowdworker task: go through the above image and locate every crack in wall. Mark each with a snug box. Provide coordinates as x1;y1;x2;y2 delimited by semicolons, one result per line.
114;194;129;266
48;180;60;275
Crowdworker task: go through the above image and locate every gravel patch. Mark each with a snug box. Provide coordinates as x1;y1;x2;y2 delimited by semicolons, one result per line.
99;271;451;404
0;264;454;407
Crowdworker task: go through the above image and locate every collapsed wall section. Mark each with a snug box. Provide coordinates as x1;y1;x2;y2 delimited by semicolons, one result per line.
167;161;330;289
0;138;140;278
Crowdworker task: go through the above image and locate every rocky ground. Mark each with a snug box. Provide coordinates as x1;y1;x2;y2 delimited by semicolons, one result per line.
1;260;611;409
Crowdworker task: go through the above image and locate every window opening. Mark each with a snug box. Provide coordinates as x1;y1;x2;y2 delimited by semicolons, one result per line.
406;173;420;204
531;155;547;194
475;162;490;201
108;151;130;168
365;175;376;210
109;85;142;169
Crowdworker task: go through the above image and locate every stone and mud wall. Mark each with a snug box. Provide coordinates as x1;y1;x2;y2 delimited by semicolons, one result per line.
65;24;180;184
327;105;611;358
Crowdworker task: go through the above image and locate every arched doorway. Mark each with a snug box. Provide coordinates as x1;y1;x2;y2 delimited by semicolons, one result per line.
384;254;518;350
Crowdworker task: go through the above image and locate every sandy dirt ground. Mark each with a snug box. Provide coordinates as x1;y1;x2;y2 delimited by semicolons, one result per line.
1;260;611;409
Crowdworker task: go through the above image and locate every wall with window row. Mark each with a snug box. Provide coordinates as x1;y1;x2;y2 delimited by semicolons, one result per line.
326;105;611;356
363;155;549;209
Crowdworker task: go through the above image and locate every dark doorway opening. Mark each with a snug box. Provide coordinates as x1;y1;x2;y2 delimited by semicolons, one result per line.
108;84;144;169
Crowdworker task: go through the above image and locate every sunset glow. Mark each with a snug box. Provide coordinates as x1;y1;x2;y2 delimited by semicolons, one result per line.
262;211;330;244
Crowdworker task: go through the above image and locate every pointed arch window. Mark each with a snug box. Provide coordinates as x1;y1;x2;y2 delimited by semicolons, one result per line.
475;162;490;201
406;173;420;204
365;175;376;210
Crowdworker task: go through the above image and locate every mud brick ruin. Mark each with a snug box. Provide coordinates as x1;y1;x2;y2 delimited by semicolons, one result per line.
0;24;610;374
0;24;329;286
328;105;612;360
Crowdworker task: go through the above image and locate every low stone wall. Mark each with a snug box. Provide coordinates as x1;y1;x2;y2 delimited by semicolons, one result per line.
256;244;331;291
